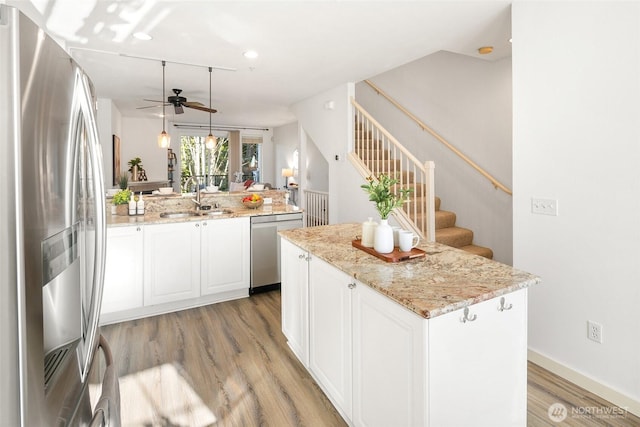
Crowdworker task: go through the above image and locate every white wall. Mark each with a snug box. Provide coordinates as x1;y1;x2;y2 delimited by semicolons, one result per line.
513;1;640;414
273;122;298;188
292;83;379;224
120;117;169;182
97;99;122;188
355;51;513;264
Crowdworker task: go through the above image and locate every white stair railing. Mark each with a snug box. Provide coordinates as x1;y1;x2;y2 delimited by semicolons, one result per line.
304;190;329;227
350;97;435;242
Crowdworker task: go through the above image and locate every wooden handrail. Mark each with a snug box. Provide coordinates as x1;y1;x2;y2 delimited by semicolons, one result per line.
364;79;512;196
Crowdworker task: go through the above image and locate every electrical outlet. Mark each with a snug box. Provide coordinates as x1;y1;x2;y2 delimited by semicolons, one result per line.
531;198;558;216
587;321;603;343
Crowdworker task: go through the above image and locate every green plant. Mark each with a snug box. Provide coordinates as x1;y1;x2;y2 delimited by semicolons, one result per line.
361;174;412;220
112;189;132;205
128;157;143;172
117;172;129;190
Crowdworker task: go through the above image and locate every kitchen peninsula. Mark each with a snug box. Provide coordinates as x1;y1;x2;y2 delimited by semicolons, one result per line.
101;189;299;324
279;223;540;427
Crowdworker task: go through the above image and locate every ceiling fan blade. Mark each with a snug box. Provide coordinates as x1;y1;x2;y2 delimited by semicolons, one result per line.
185;104;218;114
183;101;205;107
136;105;162;110
143;99;165;103
174;104;184;114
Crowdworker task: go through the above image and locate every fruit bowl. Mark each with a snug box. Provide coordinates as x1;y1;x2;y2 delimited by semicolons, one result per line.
242;199;264;209
242;194;264;209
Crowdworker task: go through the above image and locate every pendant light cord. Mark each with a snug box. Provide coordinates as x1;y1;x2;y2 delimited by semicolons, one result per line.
162;60;166;132
209;66;213;134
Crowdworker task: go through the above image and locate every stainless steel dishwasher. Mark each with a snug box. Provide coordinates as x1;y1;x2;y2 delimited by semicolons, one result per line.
250;212;303;294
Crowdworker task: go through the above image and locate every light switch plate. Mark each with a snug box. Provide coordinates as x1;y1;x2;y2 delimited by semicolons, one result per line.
531;198;558;216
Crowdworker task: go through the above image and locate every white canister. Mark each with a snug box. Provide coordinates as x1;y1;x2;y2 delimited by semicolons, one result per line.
361;217;377;248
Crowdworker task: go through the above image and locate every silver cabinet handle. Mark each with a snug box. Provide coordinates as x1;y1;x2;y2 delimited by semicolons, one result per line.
348;282;356;289
460;307;477;323
195;223;200;228
298;254;305;259
136;227;141;232
498;297;513;312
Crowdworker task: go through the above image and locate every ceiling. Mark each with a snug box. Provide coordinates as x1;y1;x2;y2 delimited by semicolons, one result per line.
7;0;512;129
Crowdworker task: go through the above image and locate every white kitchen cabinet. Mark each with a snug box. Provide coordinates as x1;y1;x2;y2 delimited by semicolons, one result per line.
428;289;527;427
201;217;249;295
308;256;353;421
101;225;144;315
280;238;309;366
280;237;528;427
143;221;201;306
351;282;426;427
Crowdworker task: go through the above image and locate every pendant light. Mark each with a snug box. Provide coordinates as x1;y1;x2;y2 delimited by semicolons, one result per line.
157;60;170;148
205;66;216;150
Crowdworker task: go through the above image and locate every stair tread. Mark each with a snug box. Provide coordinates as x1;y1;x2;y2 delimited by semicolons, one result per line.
460;244;494;259
435;210;456;229
435;227;473;248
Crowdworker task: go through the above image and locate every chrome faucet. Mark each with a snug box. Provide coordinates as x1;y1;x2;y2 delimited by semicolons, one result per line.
185;176;201;211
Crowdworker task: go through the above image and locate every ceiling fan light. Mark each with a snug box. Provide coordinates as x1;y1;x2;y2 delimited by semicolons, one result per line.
158;130;170;148
205;133;216;150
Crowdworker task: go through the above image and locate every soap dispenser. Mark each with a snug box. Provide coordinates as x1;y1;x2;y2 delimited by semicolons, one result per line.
128;192;136;215
136;192;145;215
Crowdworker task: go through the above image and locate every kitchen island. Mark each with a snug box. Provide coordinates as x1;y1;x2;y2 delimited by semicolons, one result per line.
279;223;540;427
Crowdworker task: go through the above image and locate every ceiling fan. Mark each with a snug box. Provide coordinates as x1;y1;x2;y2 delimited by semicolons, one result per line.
139;88;217;114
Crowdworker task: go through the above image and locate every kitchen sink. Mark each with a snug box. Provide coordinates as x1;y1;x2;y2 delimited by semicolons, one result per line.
205;209;234;216
159;211;200;219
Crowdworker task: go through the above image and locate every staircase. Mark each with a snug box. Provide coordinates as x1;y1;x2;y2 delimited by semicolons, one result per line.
350;99;493;259
433;197;493;259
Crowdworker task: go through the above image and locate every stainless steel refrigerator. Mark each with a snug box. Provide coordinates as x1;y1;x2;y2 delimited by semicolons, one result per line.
0;5;120;426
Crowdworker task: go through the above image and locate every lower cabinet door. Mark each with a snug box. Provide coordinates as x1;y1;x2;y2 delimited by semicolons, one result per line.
308;256;353;420
143;222;201;306
101;225;143;315
428;289;528;427
280;238;309;366
200;217;249;295
352;283;426;427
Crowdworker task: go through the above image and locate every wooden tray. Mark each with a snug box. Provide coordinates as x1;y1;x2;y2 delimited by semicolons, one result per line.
352;239;426;263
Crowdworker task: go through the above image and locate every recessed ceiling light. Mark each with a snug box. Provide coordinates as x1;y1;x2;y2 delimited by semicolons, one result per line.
478;46;493;55
133;32;152;41
243;50;258;59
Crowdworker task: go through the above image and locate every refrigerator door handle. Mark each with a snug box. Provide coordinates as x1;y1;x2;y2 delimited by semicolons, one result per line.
71;68;107;379
89;335;120;427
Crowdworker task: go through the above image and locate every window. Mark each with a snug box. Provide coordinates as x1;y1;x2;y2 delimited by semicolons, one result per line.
241;135;262;183
180;135;229;191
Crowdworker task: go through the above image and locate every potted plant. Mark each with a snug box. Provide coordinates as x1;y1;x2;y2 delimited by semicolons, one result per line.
117;172;129;190
112;189;132;215
361;174;412;253
128;157;143;182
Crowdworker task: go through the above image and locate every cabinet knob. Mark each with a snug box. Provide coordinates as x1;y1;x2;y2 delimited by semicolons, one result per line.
298;254;305;259
195;223;200;228
497;297;513;312
348;282;356;289
460;307;477;323
136;227;141;232
202;221;207;226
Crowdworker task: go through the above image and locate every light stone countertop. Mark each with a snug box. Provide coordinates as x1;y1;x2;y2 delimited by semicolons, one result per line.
279;223;541;319
107;190;301;227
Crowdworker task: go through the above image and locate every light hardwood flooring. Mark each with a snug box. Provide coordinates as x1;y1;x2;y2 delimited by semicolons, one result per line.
96;291;639;427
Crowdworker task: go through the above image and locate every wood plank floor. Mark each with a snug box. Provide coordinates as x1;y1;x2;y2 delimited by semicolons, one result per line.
95;291;639;427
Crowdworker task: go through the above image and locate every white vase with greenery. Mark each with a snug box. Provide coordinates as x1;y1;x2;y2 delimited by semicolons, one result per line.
361;174;412;254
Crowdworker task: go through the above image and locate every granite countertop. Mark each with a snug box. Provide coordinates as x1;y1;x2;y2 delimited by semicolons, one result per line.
108;203;301;227
279;223;541;319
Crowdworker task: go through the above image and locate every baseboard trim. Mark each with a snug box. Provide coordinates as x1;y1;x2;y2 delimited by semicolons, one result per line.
528;350;640;417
